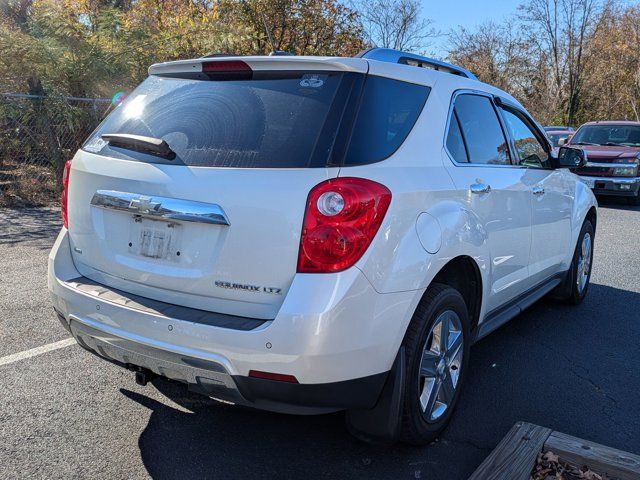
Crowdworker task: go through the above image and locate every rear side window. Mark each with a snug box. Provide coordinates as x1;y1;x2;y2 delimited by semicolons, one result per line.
449;94;510;165
83;72;429;168
446;112;468;163
343;76;430;166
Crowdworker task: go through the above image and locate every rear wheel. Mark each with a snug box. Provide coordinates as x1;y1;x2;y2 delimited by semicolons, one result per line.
400;284;471;445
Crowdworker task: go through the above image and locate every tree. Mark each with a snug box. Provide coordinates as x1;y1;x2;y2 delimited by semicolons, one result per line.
448;22;535;95
352;0;437;52
226;0;365;56
519;0;610;125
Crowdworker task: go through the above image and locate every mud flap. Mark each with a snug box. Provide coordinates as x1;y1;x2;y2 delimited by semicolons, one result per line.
345;347;405;444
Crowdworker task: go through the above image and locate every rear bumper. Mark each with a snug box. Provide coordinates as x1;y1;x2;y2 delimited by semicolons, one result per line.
49;229;419;413
65;317;387;414
579;175;640;197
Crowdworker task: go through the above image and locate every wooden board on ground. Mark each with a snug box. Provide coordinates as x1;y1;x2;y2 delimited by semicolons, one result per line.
468;421;640;480
543;430;640;480
468;421;552;480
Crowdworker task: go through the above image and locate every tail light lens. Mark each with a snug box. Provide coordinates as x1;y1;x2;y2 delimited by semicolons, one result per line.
297;178;392;273
61;160;72;229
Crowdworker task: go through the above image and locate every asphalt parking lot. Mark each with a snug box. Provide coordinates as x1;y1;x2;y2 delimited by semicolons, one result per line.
1;201;639;480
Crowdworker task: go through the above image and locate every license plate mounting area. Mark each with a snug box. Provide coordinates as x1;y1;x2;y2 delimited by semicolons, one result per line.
129;216;181;261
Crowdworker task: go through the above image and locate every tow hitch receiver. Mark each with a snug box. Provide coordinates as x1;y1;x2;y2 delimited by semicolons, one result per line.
128;365;157;386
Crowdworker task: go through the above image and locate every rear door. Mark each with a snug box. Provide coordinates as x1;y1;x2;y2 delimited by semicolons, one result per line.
497;105;572;284
67;59;367;319
443;92;533;312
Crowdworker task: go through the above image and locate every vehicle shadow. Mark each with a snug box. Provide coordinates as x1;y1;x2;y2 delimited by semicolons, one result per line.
123;283;640;480
120;381;487;480
0;207;60;248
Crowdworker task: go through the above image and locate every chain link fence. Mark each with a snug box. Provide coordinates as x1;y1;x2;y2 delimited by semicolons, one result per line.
0;94;111;207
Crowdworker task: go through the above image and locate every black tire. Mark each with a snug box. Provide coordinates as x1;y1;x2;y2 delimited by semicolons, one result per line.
400;284;471;445
555;219;595;305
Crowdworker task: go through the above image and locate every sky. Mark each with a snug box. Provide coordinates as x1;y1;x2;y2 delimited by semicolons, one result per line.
421;0;525;58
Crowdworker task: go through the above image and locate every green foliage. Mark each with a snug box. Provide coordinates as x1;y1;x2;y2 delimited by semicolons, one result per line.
0;0;365;97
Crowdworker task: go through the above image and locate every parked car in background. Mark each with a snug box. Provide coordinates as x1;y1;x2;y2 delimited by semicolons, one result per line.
567;121;640;205
544;125;575;132
48;48;597;445
546;128;574;148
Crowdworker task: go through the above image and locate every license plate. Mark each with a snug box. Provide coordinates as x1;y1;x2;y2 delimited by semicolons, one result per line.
581;177;595;188
129;217;179;260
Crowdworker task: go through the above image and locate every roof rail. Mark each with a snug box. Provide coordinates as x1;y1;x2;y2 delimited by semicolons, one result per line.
356;48;477;80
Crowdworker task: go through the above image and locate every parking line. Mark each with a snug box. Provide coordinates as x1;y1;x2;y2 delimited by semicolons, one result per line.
0;338;76;367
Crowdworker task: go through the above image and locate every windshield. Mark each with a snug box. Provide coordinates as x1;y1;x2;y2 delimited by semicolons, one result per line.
570;124;640;147
83;72;430;168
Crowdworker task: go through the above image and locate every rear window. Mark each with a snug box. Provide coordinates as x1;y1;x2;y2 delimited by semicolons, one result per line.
83;71;429;168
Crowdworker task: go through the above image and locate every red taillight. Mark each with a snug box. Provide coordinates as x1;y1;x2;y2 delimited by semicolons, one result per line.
61;160;72;229
297;177;392;274
248;370;299;383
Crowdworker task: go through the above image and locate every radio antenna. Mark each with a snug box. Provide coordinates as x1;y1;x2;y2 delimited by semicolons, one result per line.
261;12;277;54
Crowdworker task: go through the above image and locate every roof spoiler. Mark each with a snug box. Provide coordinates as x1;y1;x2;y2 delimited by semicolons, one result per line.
356;48;477;80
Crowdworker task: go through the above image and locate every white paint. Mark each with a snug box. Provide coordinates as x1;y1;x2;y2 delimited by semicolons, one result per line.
0;338;76;367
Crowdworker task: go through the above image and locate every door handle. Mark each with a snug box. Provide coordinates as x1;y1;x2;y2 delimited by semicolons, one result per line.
470;183;491;194
532;186;545;196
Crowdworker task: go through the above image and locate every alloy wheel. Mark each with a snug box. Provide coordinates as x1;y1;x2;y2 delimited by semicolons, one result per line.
577;232;592;294
418;310;464;422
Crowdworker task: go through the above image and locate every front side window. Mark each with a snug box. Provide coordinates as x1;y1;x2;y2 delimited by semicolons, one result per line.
451;94;510;165
500;109;548;167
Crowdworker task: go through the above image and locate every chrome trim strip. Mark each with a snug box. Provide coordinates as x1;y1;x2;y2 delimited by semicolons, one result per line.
90;190;230;226
577;175;640;184
586;162;639;169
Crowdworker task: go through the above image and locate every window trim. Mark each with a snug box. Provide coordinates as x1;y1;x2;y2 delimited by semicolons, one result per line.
443;89;518;169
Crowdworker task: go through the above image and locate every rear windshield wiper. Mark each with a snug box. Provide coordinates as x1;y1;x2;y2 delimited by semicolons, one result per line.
101;133;176;160
603;142;623;146
572;141;599;146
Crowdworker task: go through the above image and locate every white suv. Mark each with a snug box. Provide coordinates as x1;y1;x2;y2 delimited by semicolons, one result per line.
48;48;597;444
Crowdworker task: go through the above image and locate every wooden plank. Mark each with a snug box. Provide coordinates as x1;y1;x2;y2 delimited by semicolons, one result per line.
468;421;552;480
544;430;640;480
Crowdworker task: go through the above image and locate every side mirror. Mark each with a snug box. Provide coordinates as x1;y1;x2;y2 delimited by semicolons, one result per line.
557;146;587;168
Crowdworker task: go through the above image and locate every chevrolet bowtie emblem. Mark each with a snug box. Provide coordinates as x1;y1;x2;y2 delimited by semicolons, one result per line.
129;196;161;213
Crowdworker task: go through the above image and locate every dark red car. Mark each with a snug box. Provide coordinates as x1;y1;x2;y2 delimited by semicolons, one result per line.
567;121;640;205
